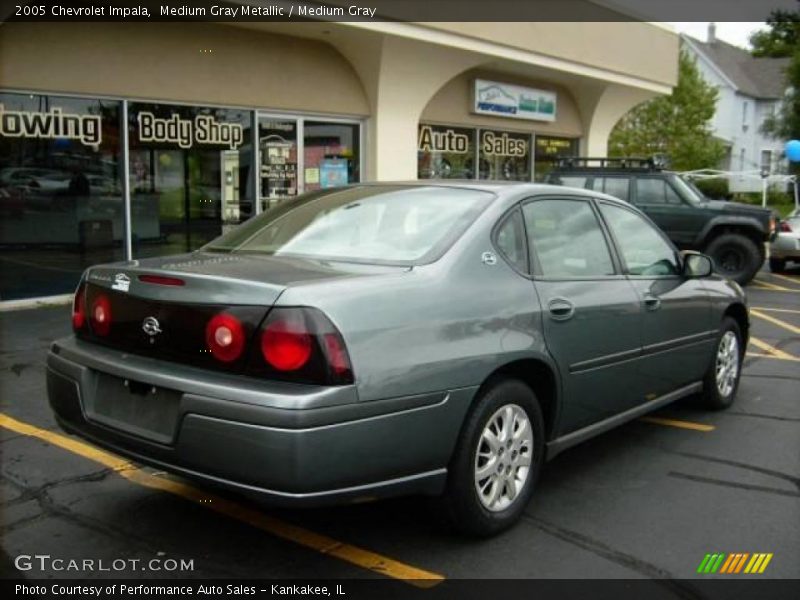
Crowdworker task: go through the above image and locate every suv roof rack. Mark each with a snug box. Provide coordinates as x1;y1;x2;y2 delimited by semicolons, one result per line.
553;157;665;171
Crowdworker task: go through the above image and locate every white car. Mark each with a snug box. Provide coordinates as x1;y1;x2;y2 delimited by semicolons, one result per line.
769;210;800;272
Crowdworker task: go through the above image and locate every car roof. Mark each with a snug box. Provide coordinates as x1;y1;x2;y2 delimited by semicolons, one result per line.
353;180;628;206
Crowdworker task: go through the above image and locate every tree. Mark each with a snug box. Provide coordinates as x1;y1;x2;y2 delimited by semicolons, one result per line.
750;11;800;58
754;9;800;141
608;51;725;171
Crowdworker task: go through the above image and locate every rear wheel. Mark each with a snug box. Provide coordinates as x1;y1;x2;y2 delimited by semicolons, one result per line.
699;317;743;410
704;234;761;285
769;257;787;273
443;378;544;537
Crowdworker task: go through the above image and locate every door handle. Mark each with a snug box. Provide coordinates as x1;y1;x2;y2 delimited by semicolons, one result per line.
643;295;661;311
548;298;575;321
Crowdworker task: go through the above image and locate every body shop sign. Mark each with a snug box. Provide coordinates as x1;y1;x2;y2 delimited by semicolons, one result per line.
474;79;556;122
137;111;243;149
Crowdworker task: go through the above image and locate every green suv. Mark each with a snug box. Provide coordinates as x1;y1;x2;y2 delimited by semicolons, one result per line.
545;158;777;285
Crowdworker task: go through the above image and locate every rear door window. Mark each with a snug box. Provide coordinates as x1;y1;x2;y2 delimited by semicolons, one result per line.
494;208;528;272
636;178;683;205
522;198;616;278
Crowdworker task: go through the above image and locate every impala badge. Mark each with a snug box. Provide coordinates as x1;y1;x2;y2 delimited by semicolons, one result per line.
111;273;130;292
142;316;162;337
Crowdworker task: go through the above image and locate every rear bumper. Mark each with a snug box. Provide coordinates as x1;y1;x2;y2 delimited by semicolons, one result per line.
769;236;800;259
47;337;475;506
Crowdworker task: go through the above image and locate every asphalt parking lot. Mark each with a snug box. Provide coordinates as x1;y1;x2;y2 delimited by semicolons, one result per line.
1;268;798;590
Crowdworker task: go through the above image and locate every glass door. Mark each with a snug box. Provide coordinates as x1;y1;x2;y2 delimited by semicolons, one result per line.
259;117;298;211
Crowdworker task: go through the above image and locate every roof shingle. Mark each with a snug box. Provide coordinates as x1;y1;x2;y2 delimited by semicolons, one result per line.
683;35;790;100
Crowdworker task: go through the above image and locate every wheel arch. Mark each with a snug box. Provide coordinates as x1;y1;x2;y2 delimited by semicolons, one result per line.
475;357;560;442
698;219;765;248
724;302;750;346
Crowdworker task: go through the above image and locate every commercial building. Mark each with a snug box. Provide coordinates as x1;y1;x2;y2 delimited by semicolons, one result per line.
681;24;790;192
0;18;678;301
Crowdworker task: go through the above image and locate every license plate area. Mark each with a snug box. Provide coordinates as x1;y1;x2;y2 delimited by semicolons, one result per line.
88;374;182;445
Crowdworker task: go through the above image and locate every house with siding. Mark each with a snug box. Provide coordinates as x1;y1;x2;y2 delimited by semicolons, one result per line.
681;24;790;192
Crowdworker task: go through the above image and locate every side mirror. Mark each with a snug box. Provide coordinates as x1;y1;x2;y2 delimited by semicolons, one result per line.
682;251;713;278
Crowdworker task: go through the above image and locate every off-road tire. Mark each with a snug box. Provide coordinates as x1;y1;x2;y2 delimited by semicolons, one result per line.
443;378;544;537
704;234;762;285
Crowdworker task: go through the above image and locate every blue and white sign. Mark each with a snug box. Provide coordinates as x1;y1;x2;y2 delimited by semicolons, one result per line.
473;79;557;122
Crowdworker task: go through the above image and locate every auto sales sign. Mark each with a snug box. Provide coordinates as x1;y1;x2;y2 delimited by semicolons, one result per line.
473;79;556;122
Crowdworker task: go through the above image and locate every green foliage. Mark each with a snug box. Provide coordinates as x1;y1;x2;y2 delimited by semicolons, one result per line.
754;10;800;143
609;51;726;171
750;12;800;58
693;178;730;199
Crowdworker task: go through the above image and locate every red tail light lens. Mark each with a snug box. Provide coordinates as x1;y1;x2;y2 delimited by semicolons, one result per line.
72;284;86;331
90;294;112;337
779;221;793;233
323;333;350;377
254;308;353;385
261;315;313;371
205;313;246;363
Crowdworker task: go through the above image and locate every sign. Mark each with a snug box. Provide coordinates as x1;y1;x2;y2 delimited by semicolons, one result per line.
320;159;348;189
418;125;471;154
535;136;578;157
0;103;101;147
137;112;243;150
481;130;528;157
474;79;556;122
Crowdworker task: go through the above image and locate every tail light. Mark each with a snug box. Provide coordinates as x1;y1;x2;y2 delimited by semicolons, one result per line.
205;313;246;363
261;313;312;371
89;293;112;337
779;221;793;233
253;307;353;385
72;283;86;331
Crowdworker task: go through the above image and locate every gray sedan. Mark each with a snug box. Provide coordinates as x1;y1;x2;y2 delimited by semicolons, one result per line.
47;182;748;535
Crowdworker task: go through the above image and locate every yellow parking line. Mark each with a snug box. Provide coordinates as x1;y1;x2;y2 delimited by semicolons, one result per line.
764;272;800;286
0;413;444;587
752;279;798;292
750;309;800;336
751;307;800;315
746;352;800;362
639;417;715;432
748;337;800;361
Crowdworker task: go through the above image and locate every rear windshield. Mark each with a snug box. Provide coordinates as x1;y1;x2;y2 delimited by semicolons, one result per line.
204;185;494;264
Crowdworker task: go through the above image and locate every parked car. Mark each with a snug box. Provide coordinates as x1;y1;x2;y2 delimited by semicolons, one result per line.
769;209;800;272
544;158;777;285
47;182;748;536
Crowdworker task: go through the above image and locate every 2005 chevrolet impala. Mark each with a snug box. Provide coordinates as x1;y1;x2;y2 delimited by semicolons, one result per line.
47;182;748;535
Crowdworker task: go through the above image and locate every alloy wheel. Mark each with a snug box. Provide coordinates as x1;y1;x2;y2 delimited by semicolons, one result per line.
474;404;534;512
715;331;740;397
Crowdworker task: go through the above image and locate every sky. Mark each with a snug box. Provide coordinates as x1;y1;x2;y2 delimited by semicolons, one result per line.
670;22;767;49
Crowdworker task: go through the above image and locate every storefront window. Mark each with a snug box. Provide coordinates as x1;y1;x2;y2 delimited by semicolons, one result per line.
0;92;123;300
259;118;297;210
478;129;531;181
303;121;360;192
129;102;253;258
417;124;475;179
534;135;579;182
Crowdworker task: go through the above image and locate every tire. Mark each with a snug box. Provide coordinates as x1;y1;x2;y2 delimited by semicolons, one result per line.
443;378;545;537
704;234;761;285
699;317;743;410
769;257;786;273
